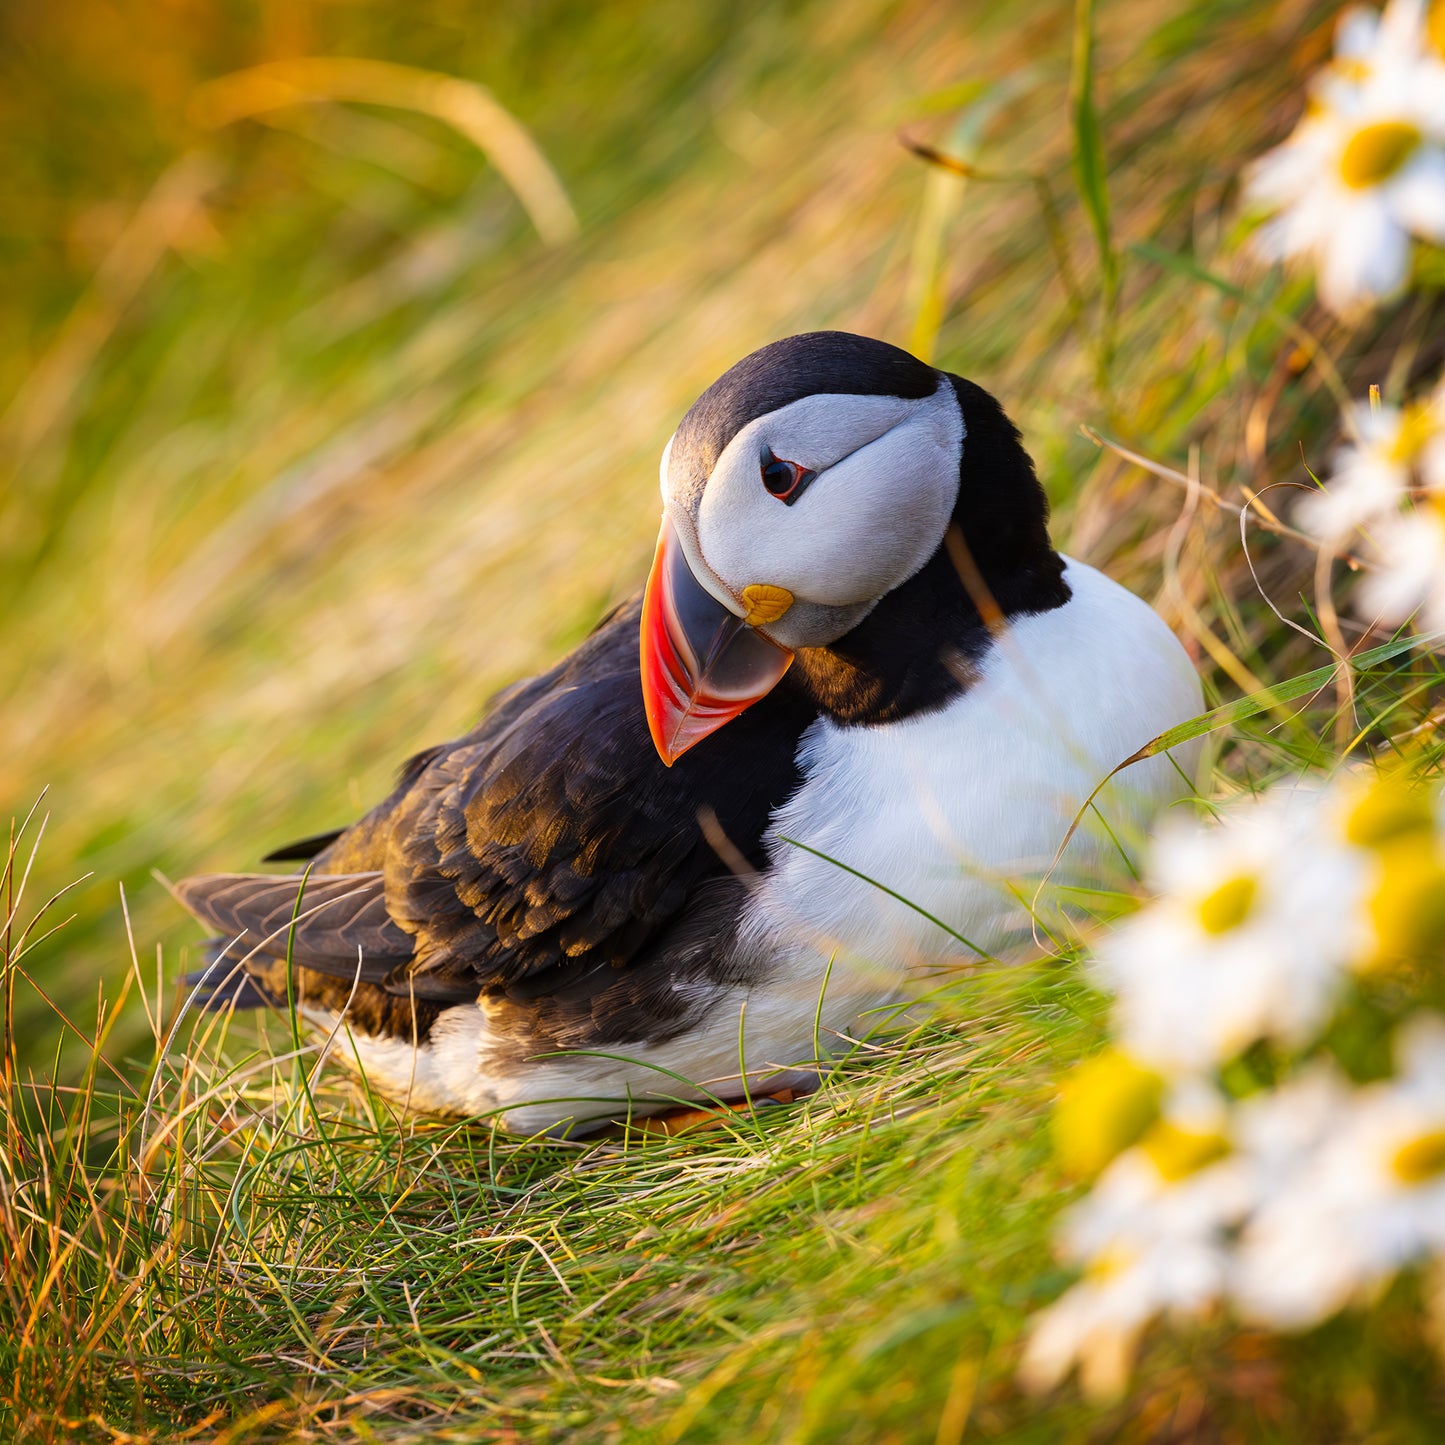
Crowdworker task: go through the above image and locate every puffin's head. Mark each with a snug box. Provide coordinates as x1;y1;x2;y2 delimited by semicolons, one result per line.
641;331;1059;764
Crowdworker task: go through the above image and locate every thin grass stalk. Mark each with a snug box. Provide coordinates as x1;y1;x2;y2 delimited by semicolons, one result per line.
1070;0;1118;401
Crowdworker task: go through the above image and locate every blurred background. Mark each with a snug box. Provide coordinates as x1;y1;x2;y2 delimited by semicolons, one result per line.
1;0;1332;1072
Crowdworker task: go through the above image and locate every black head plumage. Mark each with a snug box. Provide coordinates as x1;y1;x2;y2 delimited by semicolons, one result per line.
666;332;941;509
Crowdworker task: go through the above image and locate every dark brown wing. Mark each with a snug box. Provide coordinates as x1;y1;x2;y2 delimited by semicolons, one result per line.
260;829;346;863
175;596;814;1023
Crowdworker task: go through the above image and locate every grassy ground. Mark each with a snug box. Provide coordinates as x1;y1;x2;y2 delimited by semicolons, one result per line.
5;0;1445;1438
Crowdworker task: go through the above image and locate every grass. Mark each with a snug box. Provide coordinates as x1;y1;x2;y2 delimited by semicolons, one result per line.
7;840;1445;1442
0;900;1090;1441
4;0;1445;1438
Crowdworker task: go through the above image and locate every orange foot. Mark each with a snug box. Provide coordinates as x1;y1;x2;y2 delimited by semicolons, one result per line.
636;1087;802;1137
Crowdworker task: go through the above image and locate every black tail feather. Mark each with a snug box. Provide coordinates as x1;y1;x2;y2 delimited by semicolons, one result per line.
261;828;346;863
181;948;282;1012
170;870;411;981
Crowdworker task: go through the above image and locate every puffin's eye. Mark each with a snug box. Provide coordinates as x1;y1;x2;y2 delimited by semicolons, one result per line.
760;452;814;505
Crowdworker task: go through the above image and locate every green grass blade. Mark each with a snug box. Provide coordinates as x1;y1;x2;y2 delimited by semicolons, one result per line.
1137;629;1445;760
906;78;1024;361
1070;0;1117;387
777;835;993;959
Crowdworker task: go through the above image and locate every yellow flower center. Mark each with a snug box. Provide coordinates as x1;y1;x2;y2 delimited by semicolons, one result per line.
1367;842;1445;966
1084;1245;1136;1282
1430;1;1445;60
1339;121;1421;190
1388;400;1443;465
1054;1050;1163;1179
1345;775;1436;849
1391;1127;1445;1184
1141;1121;1231;1182
1196;874;1258;935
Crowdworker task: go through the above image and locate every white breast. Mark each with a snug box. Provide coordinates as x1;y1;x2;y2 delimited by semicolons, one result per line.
739;557;1204;987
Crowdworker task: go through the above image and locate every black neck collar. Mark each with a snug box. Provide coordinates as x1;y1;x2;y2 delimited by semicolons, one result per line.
788;375;1070;726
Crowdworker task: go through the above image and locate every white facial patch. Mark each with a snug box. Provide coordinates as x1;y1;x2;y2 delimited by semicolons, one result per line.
691;385;963;610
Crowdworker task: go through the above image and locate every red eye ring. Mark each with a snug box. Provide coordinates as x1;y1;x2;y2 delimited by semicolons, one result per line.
760;452;815;505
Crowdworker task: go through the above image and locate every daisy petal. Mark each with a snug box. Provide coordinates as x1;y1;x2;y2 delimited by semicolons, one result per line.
1391;146;1445;239
1318;194;1411;310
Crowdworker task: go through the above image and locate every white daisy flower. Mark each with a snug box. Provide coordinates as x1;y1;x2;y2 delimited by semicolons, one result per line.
1317;764;1445;970
1323;760;1441;853
1297;395;1445;540
1359;494;1445;629
1299;374;1445;545
1019;1246;1211;1400
1247;3;1445;314
1297;377;1445;626
1022;1085;1249;1397
1091;789;1372;1073
1229;1062;1351;1197
1232;1014;1445;1330
1326;0;1445;111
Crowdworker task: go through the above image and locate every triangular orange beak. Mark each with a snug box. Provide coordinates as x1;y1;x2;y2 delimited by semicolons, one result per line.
639;520;794;765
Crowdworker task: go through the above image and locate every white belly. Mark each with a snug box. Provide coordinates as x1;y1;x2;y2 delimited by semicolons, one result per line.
738;557;1204;985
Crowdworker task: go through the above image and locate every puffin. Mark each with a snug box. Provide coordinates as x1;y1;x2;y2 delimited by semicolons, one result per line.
175;331;1202;1136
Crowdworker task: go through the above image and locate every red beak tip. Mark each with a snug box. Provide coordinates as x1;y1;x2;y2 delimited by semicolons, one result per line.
639;518;794;767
